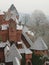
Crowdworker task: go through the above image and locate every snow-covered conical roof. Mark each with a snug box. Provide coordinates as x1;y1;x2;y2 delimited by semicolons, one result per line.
30;37;48;50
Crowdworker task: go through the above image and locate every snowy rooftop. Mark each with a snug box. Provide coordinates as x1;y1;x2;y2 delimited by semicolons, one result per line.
8;4;19;17
4;46;10;55
22;26;34;36
0;43;6;48
19;48;32;54
27;30;34;36
30;37;48;50
17;41;22;44
18;41;32;54
17;25;23;30
1;24;9;30
5;44;22;62
25;49;32;54
18;49;25;53
22;26;28;33
22;31;33;46
0;41;10;48
13;57;20;65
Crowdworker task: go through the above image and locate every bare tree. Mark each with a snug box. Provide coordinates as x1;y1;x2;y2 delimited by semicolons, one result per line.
30;10;48;39
31;10;47;26
20;14;31;27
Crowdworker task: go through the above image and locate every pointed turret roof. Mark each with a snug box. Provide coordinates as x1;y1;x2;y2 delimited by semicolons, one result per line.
30;37;48;50
5;44;22;62
9;4;16;11
4;4;19;20
8;4;19;17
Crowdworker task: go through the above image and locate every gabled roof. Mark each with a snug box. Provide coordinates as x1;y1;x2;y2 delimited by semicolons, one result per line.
5;44;22;62
9;4;16;11
8;4;19;17
22;31;33;46
4;4;19;21
18;41;32;54
30;37;48;50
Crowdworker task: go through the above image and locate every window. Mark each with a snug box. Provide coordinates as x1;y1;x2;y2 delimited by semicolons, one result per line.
28;62;31;65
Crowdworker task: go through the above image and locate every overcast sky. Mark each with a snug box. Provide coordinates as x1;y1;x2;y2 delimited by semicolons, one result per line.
0;0;49;15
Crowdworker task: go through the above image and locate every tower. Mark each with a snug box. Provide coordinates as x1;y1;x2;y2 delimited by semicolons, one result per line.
9;19;16;43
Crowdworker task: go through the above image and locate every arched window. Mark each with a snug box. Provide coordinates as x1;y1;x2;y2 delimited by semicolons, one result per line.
28;62;31;65
26;60;32;65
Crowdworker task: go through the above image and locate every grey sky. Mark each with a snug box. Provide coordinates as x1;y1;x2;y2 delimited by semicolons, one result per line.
0;0;49;15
